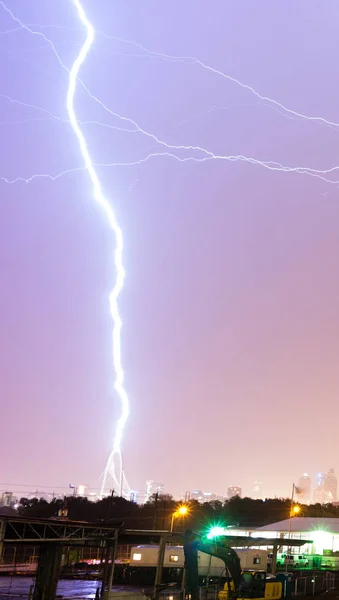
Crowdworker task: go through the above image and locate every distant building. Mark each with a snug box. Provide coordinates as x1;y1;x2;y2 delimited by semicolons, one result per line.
0;492;13;507
227;486;242;499
190;490;203;502
190;490;222;502
324;469;337;503
77;484;86;497
314;473;325;504
253;481;263;500
145;480;164;501
297;474;311;504
201;492;222;502
130;490;138;503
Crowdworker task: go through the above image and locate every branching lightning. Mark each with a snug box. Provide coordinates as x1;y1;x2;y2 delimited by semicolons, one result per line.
65;0;129;496
1;1;339;497
0;0;133;495
3;21;339;131
2;89;339;187
2;7;339;189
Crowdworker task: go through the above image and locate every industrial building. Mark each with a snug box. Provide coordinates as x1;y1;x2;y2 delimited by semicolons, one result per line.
227;517;339;557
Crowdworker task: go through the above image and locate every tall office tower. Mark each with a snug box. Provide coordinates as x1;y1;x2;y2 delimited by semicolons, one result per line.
297;474;311;503
324;469;337;503
253;481;263;499
227;486;242;499
313;473;325;504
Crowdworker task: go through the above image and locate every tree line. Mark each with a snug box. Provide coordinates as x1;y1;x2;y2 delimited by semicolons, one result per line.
13;494;339;530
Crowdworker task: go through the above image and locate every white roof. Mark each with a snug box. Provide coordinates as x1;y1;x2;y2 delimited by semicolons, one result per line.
257;518;339;533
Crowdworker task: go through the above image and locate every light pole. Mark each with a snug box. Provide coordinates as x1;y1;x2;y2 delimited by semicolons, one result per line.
170;505;188;533
286;484;300;573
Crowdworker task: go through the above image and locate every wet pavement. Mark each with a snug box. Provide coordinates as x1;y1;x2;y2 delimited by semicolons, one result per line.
0;577;136;598
0;578;186;599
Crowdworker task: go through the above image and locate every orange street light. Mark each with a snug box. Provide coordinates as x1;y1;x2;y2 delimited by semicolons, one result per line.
170;505;188;532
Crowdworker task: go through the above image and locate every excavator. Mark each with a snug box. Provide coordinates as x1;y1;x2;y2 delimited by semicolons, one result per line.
183;531;283;600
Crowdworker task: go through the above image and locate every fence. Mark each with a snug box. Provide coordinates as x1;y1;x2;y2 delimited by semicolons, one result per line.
294;572;336;595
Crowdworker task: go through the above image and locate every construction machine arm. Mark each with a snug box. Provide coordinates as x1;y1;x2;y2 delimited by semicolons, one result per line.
183;531;242;600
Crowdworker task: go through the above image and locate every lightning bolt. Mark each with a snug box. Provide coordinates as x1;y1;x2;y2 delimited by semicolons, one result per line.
1;8;339;189
1;1;339;499
65;0;129;496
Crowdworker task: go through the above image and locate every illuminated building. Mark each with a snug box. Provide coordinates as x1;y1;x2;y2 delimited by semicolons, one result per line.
77;484;86;497
145;480;164;501
258;517;339;556
227;486;242;499
324;469;337;503
130;490;138;503
253;481;263;499
227;517;339;562
313;473;325;504
296;474;311;504
191;490;204;501
0;492;13;507
201;492;221;501
189;490;221;502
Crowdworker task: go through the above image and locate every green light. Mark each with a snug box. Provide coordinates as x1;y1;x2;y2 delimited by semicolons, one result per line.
312;530;333;554
207;526;226;539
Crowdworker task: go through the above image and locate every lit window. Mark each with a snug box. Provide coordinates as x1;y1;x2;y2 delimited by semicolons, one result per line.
133;553;142;561
169;555;179;563
253;558;261;565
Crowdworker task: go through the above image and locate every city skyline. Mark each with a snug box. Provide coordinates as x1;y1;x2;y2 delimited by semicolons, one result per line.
2;468;339;504
1;1;339;498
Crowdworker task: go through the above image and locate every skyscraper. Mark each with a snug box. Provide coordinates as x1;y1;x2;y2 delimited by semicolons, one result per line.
227;486;242;499
145;480;164;501
297;473;311;504
314;473;325;504
324;469;337;503
253;481;263;499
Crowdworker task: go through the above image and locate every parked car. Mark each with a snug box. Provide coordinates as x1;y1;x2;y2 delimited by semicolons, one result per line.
276;554;308;568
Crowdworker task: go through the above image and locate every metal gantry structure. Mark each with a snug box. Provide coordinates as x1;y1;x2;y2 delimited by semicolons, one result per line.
0;516;312;600
0;516;122;600
1;516;121;544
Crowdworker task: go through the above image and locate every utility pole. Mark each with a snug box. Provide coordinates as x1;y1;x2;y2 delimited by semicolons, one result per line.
152;493;159;530
153;536;166;600
286;483;296;574
162;498;167;530
107;490;115;520
288;483;296;540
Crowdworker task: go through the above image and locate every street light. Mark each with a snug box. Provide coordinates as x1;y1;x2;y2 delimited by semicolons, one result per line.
170;505;188;533
287;484;300;574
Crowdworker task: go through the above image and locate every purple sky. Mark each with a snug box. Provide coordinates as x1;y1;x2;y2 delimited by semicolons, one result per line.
1;1;339;500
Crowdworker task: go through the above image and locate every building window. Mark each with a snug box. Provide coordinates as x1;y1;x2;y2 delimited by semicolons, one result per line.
169;555;179;563
133;553;142;561
253;558;261;564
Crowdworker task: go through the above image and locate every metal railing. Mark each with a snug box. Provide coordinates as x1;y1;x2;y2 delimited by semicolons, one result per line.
294;572;336;595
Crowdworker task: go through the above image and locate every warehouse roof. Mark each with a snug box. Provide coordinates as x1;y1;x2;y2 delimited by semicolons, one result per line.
257;517;339;533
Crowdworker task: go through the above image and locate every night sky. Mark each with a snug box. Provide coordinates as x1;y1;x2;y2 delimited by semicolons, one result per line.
1;1;339;499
